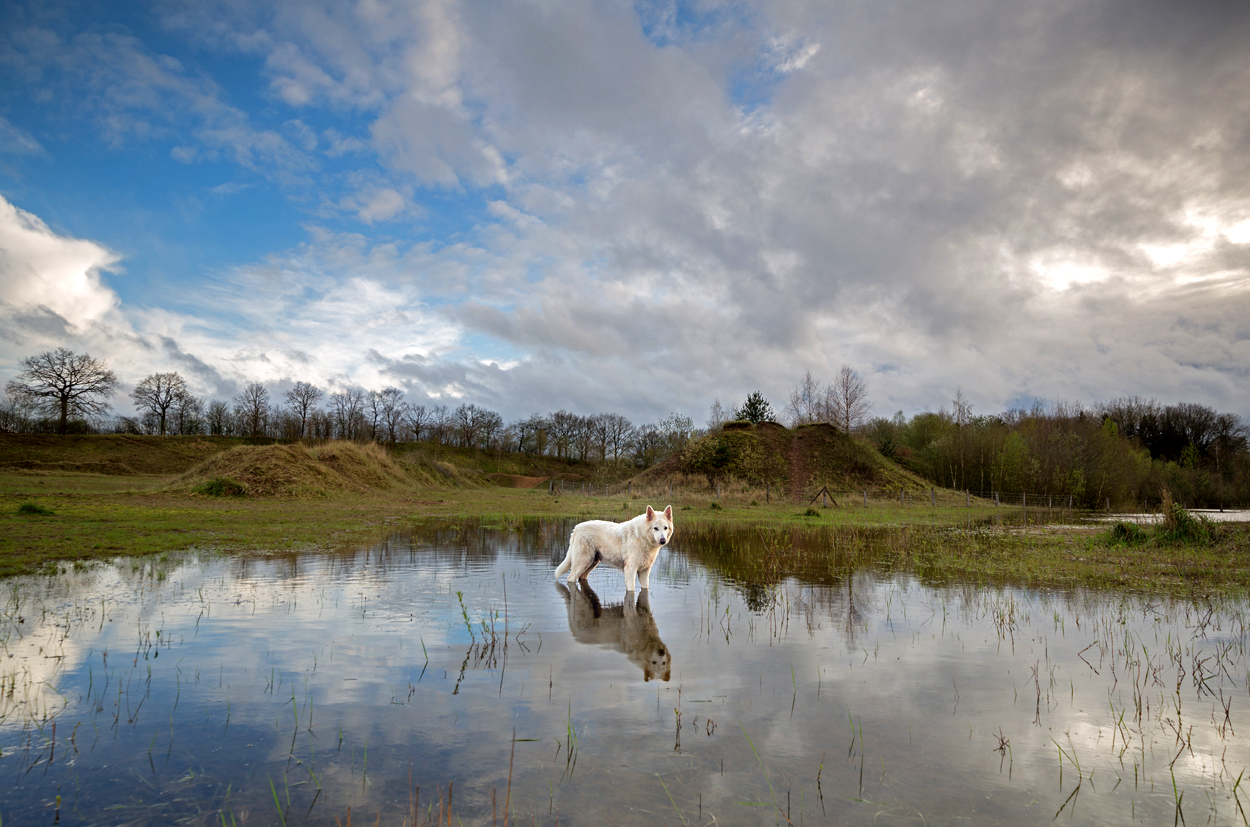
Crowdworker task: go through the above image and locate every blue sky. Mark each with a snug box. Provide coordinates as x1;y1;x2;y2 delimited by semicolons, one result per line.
2;0;1249;425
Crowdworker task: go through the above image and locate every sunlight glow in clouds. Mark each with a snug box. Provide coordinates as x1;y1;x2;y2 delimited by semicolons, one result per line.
0;197;121;334
1;0;1249;421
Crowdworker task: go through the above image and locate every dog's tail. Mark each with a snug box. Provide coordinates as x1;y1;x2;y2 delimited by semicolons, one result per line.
554;547;572;578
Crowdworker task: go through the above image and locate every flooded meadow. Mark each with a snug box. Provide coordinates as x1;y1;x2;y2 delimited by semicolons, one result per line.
3;519;1250;825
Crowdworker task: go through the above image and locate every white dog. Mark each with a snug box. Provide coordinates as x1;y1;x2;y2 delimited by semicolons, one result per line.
553;505;674;592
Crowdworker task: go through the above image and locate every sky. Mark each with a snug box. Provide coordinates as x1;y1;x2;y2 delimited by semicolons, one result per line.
1;0;1249;426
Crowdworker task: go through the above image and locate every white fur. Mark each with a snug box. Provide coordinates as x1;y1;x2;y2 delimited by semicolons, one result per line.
553;504;674;592
555;581;671;681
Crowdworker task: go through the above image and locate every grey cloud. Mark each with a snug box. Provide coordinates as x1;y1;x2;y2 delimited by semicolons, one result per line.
0;302;76;344
8;0;1250;423
159;336;235;396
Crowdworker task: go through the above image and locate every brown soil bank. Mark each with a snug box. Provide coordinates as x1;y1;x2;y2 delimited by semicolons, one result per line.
640;421;933;498
0;434;237;475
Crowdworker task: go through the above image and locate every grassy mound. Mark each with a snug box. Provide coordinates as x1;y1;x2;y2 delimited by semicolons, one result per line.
640;421;933;498
172;442;420;497
0;434;238;475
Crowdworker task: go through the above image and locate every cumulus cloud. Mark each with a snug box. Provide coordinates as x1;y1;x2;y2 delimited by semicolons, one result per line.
0;196;121;344
3;0;1249;422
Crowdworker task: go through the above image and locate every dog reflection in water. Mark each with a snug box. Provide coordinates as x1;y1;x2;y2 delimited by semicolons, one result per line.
555;581;671;682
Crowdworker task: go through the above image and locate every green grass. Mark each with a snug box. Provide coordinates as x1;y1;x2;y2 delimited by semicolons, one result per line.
1;444;1247;594
195;477;246;497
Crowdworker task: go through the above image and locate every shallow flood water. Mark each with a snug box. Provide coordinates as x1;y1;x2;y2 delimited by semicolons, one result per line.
3;520;1250;825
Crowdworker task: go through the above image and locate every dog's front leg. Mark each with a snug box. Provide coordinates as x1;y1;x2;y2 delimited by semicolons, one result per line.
638;566;652;591
623;563;638;592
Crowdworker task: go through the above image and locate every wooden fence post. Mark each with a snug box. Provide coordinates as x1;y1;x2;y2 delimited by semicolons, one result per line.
863;490;868;508
930;488;935;507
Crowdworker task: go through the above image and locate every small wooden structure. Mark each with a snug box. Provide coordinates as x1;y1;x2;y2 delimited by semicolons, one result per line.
809;486;838;508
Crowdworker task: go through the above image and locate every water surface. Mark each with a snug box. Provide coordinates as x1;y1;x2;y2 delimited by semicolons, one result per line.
2;521;1248;825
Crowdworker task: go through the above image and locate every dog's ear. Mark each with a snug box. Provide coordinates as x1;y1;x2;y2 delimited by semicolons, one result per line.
646;505;655;521
663;505;673;521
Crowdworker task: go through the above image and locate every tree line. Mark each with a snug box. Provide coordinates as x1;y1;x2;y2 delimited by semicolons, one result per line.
0;349;704;468
3;348;1247;505
865;393;1250;508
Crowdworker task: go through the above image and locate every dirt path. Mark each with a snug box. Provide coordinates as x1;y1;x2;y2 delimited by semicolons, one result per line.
787;432;809;502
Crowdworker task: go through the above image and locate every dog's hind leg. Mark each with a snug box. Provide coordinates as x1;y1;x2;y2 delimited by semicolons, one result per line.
575;550;601;581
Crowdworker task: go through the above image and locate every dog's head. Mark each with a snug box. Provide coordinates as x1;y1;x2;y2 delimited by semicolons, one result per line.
645;505;674;547
644;643;672;682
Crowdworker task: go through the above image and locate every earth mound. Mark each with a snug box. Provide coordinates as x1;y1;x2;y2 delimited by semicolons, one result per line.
172;442;417;497
638;421;932;499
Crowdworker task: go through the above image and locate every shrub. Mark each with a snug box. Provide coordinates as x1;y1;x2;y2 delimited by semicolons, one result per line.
17;502;54;516
195;477;246;497
803;507;821;518
1106;521;1147;546
1159;487;1217;545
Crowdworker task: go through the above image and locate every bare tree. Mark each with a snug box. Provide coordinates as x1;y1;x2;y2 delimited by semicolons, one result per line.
172;392;204;435
284;381;324;439
329;388;365;440
547;410;580;458
206;400;233;435
479;409;505;450
0;392;39;433
587;414;612;461
785;370;824;426
377;387;406;443
631;423;667;467
405;403;432;442
707;400;729;431
601;413;634;461
453;403;501;449
233;382;270;438
828;364;872;433
514;413;549;455
428;404;450;445
131;372;189;435
6;348;119;434
308;409;333;440
657;412;695;455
